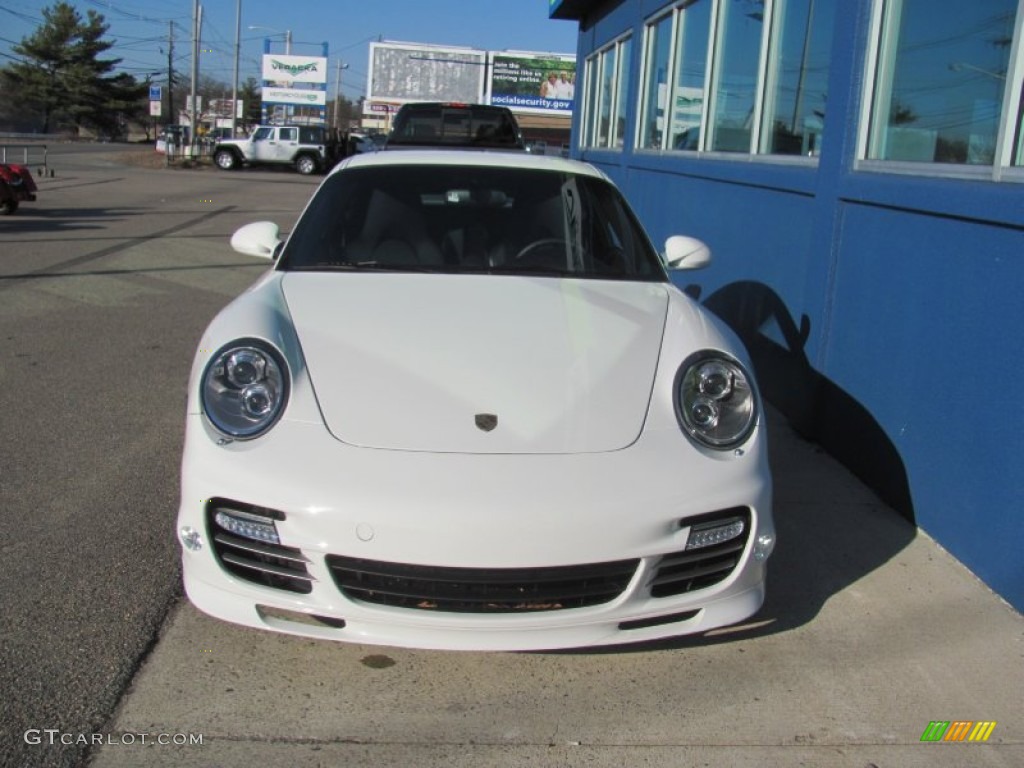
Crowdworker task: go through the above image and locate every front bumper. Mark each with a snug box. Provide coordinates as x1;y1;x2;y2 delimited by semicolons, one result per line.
179;418;773;651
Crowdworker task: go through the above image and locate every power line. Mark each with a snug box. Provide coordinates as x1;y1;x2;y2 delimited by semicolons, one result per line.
81;0;184;25
0;4;41;24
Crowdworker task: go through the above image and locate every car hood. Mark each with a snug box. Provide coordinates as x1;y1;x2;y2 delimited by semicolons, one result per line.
281;273;669;454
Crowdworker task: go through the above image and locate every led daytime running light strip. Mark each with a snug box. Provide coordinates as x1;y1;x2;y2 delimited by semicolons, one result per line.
685;519;745;551
215;510;281;545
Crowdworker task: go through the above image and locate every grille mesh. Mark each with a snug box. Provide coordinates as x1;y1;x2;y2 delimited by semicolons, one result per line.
325;555;639;613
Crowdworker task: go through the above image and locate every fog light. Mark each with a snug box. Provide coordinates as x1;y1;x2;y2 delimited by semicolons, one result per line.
180;526;203;551
753;533;776;561
685;518;745;550
214;509;280;544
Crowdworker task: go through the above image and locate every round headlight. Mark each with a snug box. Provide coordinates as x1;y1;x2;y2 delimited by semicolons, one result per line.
676;353;756;449
202;340;289;439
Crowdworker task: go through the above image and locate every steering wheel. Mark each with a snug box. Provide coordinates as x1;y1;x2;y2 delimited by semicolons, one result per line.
514;238;568;262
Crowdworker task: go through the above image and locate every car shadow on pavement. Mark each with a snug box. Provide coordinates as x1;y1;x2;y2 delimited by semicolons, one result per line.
0;206;146;234
562;280;918;654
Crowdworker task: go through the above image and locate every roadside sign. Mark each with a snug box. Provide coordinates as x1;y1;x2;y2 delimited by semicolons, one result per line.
149;101;162;117
149;85;162;101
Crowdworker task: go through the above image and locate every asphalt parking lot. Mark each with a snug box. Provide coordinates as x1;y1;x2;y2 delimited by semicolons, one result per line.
4;145;1022;768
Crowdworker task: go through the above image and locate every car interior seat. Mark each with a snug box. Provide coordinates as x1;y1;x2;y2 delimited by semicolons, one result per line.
347;189;443;265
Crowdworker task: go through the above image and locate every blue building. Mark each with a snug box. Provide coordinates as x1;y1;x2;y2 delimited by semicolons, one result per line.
551;0;1024;610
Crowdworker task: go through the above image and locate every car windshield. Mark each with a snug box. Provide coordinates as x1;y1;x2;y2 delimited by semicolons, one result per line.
279;164;667;281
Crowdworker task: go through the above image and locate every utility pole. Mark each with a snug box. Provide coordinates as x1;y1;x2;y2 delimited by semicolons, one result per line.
231;0;240;137
167;21;175;124
189;0;201;151
332;59;349;131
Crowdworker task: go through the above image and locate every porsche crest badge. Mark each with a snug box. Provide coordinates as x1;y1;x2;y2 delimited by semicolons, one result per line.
475;413;498;432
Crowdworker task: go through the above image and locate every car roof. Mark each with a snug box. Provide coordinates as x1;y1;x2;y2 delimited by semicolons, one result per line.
331;149;605;179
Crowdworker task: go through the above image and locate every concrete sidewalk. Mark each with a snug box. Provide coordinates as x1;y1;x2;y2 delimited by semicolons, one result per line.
88;409;1023;768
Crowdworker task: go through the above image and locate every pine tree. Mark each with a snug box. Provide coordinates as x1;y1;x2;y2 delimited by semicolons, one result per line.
0;2;146;135
239;77;262;129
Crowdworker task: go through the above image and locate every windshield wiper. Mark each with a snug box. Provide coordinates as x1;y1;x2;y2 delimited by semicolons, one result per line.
486;264;574;276
288;263;359;271
287;262;436;273
352;261;438;272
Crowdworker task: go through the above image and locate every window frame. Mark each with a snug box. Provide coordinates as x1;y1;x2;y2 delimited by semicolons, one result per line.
612;35;634;148
633;0;824;163
857;0;1024;181
636;8;678;151
704;0;774;154
580;33;634;150
597;45;618;147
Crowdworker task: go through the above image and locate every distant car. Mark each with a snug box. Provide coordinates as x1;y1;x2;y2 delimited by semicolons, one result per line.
386;102;526;150
349;134;380;154
178;149;774;651
213;125;339;174
0;163;37;215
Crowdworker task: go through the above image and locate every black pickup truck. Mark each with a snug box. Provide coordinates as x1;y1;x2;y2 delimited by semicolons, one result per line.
385;103;526;151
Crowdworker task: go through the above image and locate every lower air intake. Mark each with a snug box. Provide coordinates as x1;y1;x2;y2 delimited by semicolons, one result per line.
207;500;313;594
325;555;639;613
650;508;752;597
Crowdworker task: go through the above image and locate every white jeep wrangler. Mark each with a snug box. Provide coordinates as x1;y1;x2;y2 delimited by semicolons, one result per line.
213;125;338;175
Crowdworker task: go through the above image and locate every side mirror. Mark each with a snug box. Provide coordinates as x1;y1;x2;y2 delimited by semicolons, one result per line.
664;235;711;270
231;221;282;260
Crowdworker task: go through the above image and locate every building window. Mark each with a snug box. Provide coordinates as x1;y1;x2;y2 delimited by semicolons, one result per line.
581;35;633;150
708;0;763;152
633;0;835;157
760;0;836;156
1018;89;1024;163
613;37;634;147
669;0;712;151
866;0;1018;166
582;55;600;146
598;47;618;146
639;12;675;149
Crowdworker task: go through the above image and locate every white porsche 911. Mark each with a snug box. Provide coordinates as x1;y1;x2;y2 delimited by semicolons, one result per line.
177;149;774;651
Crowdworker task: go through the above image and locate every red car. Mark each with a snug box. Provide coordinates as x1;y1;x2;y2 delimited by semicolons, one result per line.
0;163;37;214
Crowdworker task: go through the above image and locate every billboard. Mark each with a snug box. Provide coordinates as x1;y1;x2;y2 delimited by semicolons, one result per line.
261;54;328;85
368;42;486;104
488;53;576;115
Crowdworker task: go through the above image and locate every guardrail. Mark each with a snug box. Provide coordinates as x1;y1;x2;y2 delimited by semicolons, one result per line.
161;138;215;167
0;144;50;175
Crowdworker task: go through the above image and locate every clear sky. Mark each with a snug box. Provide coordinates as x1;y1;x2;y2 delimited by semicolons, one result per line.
0;0;580;99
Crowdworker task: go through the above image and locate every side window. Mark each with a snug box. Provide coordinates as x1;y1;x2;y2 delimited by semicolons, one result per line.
638;13;674;150
582;56;599;146
279;128;298;142
707;0;762;152
580;36;632;150
578;178;659;277
613;37;633;148
669;0;711;152
760;0;835;156
866;0;1017;165
597;46;618;147
252;127;272;141
632;0;836;158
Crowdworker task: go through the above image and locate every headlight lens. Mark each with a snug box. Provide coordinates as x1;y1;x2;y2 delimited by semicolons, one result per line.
201;340;289;439
676;353;756;449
